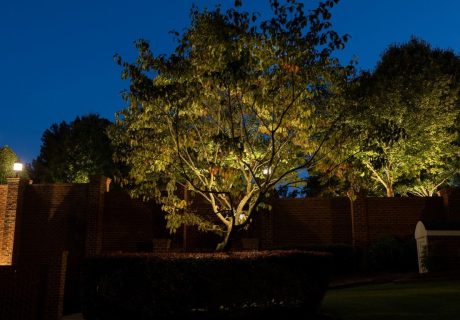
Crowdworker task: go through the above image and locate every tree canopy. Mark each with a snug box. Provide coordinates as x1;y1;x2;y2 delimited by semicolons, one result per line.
31;114;116;183
315;38;460;197
110;0;353;250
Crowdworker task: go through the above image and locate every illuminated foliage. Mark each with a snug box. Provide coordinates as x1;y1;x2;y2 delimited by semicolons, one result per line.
110;0;352;250
354;39;460;197
309;39;460;198
0;146;21;183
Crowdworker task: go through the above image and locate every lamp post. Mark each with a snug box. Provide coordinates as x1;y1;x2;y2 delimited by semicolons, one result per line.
13;162;23;178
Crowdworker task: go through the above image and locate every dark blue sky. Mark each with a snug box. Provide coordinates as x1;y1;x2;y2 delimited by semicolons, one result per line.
1;0;460;162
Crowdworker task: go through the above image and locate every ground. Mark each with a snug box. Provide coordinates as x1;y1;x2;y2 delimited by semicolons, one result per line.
322;271;460;320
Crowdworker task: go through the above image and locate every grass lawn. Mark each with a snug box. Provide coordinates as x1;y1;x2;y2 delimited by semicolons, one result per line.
321;279;460;320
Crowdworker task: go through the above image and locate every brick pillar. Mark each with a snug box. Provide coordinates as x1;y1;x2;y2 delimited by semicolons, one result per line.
441;188;460;222
0;178;29;265
351;196;369;248
85;176;111;256
0;186;8;259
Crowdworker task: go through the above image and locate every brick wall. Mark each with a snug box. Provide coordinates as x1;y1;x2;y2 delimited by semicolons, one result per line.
1;177;459;319
85;176;109;256
2;181;457;258
0;181;89;319
441;188;460;221
352;196;444;246
427;236;460;270
19;184;88;264
101;190;159;252
94;190;457;251
258;197;352;249
19;183;89;319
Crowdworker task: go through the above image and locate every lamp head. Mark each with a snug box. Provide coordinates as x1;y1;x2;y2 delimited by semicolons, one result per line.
13;162;23;172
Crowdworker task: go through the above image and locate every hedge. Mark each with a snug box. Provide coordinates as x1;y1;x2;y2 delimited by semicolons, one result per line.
82;250;332;319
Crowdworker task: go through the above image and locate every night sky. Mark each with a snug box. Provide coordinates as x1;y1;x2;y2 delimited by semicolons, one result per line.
2;0;460;163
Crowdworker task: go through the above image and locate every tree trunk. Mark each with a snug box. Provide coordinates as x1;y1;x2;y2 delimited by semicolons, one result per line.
386;186;394;197
347;190;356;248
216;222;234;251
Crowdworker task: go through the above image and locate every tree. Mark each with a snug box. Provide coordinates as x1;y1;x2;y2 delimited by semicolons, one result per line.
303;82;377;199
110;0;352;250
352;39;460;197
0;146;21;183
31;114;116;183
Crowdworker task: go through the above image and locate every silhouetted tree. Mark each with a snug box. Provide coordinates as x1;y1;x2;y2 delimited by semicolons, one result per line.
31;114;116;183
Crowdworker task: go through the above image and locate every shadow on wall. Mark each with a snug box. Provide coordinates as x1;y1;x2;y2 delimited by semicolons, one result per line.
271;198;352;248
19;183;89;317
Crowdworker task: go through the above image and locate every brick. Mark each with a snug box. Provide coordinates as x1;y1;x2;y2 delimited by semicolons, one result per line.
1;176;458;320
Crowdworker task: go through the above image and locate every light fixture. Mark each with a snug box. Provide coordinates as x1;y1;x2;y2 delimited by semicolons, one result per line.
13;162;23;177
262;167;272;175
13;162;23;172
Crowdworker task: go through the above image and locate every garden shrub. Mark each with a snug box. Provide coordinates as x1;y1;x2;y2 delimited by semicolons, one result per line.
81;251;332;319
367;235;418;272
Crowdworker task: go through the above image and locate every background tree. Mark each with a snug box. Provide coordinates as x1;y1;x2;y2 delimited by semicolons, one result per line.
0;146;24;183
325;39;460;197
31;114;116;183
110;0;353;250
304;80;378;199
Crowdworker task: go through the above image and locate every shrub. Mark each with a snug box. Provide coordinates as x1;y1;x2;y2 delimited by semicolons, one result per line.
367;235;418;272
82;251;332;319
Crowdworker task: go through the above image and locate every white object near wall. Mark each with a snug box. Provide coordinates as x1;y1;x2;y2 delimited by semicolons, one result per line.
414;221;460;274
415;221;428;274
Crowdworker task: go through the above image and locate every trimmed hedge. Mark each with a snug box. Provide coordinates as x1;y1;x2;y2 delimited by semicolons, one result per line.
82;250;332;319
